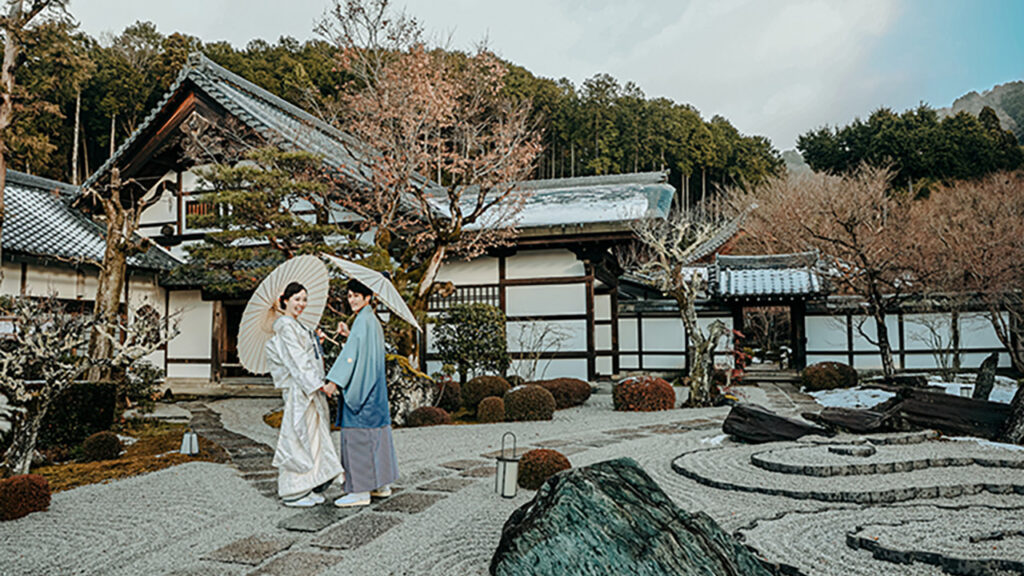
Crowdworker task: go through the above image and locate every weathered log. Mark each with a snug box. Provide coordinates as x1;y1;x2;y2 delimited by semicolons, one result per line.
882;374;928;388
803;406;898;434
723;402;829;443
1000;383;1024;445
972;352;999;401
490;458;772;576
898;388;1011;440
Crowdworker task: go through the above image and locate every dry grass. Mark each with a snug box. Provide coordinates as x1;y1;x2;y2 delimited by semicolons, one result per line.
34;421;229;493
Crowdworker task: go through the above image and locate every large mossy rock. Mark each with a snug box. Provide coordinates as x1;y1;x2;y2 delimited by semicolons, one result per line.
490;458;771;576
386;355;437;427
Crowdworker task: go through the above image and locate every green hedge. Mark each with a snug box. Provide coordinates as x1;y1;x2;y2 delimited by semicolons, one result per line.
37;382;116;450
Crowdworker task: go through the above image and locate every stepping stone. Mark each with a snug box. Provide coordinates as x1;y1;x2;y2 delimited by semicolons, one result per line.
393;467;447;487
419;477;475;493
614;433;649;441
314;513;402;550
246;551;342;576
533;439;573;447
202;535;297;566
480;449;518;459
578;438;618;448
278;505;363;533
603;428;641;436
440;459;487;470
374;492;447;513
460;465;497;478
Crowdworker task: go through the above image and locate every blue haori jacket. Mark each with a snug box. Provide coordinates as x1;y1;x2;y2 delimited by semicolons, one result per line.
326;305;390;429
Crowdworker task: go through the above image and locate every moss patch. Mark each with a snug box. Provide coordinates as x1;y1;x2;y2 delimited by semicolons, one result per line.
34;420;228;493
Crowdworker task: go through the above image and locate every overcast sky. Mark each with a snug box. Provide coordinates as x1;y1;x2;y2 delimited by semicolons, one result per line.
73;0;1024;150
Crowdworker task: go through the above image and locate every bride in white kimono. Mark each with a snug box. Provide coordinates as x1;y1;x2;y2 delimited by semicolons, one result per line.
265;282;344;507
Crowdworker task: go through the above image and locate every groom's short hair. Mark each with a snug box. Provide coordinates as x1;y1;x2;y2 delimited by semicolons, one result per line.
347;279;373;297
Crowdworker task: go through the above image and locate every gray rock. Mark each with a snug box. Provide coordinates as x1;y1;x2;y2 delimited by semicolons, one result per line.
386;356;438;426
828;445;876;457
972;352;999;401
723;402;828;443
490;457;772;576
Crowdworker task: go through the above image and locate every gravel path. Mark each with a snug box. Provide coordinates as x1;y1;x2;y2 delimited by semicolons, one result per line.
2;384;1022;576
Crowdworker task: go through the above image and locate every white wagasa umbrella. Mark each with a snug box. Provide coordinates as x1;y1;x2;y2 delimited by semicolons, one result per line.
321;253;422;332
237;255;330;374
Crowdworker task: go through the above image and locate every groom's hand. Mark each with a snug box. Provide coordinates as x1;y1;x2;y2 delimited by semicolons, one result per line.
322;381;339;397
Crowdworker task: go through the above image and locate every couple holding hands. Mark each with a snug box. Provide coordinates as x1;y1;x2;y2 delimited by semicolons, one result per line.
265;279;398;508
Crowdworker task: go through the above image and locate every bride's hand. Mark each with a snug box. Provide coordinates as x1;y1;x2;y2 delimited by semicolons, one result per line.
337;321;350;338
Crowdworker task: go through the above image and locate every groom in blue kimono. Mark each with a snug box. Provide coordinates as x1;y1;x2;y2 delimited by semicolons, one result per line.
325;279;399;507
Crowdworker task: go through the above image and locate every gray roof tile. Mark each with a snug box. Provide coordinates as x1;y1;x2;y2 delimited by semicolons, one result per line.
4;171;179;270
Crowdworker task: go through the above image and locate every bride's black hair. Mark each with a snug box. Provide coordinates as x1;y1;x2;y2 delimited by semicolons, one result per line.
279;282;307;309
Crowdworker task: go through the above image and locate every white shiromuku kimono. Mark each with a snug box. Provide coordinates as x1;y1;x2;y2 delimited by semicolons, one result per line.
265;315;344;501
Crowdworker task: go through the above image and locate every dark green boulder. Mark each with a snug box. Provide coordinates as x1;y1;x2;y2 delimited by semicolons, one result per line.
490;457;771;576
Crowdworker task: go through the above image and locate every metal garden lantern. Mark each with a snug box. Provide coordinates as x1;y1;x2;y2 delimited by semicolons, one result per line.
495;432;519;498
179;427;199;455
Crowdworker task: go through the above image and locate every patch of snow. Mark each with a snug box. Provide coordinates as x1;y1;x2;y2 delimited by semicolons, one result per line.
926;375;1019;404
808;386;895;409
117;434;139;446
700;434;728;446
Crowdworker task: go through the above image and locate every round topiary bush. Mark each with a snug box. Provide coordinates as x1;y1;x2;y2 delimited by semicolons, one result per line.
476;396;505;423
406;406;452;427
462;376;511;411
435;376;462;413
0;474;51;521
81;430;123;462
613;375;676;411
504;385;556;422
518;448;571;490
534;378;591;409
801;362;858;392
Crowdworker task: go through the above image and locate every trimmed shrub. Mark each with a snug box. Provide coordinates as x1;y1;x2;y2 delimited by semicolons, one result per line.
121;360;165;414
462;376;511;411
613;376;676;411
518;449;571;490
436;376;462;413
477;396;505;423
504;385;556;422
534;378;591;409
801;362;858;392
81;431;123;462
434;304;510;384
0;474;50;521
406;406;452;428
38;382;116;450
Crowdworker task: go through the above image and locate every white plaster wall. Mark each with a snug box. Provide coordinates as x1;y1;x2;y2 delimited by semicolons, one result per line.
619;354;639;370
140;171;177;226
507;320;587;353
902;352;941;370
853;352;886;371
806;315;848;351
959;313;1004;349
903;313;954;351
0;262;21;295
596;356;612;375
166;290;212;359
641;317;685;352
167;363;211;380
641;354;686;370
851;315;900;352
505;249;584;280
595;324;612;350
506;284;585;316
618;318;638;352
23;266;83;299
509;358;587;380
594;294;611;321
434;257;499;285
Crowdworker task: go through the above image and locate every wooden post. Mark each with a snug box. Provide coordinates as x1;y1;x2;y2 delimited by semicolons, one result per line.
211;300;224;383
610;285;620;375
585;265;595;381
791;301;807;370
